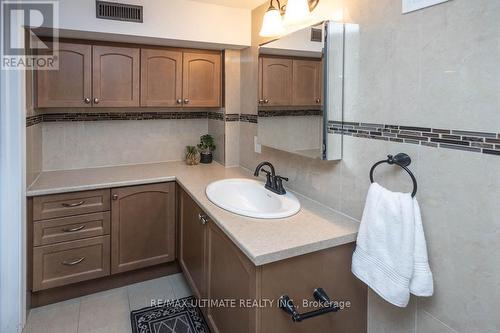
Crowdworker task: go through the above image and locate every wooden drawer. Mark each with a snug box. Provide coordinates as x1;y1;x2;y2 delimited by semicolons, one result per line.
33;212;110;246
33;236;110;291
33;189;110;221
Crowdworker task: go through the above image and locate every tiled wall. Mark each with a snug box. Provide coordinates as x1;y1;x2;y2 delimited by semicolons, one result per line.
243;1;500;332
41;118;208;171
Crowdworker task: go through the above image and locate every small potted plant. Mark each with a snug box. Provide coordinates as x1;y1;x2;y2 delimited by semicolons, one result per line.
185;145;200;165
197;134;216;164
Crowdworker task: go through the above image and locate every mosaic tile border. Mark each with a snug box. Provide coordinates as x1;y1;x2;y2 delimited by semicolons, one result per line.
27;112;243;126
329;121;500;156
207;112;240;122
26;114;43;127
41;112;209;122
240;114;258;123
258;109;323;117
225;113;240;122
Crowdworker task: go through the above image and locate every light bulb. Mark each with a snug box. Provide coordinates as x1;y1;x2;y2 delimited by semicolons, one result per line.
259;6;285;37
283;0;310;26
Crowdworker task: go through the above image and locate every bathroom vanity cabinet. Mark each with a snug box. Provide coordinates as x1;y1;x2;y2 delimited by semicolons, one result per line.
110;183;176;274
28;183;177;303
36;41;221;108
179;188;367;333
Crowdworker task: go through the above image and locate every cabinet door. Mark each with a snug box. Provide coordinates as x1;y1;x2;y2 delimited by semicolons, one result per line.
140;49;183;107
111;183;175;274
292;59;322;106
179;189;207;299
37;42;92;108
206;222;257;333
182;52;221;107
92;45;140;107
261;57;292;106
258;57;263;105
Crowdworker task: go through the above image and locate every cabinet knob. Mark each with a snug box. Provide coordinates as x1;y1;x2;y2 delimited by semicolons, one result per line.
198;213;209;225
258;99;264;104
316;98;321;104
112;194;118;200
93;98;100;104
84;97;91;104
176;98;182;104
183;98;190;104
264;99;269;104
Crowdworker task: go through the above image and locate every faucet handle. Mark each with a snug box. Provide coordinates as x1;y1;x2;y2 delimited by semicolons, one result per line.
276;175;289;182
258;169;273;188
275;175;288;194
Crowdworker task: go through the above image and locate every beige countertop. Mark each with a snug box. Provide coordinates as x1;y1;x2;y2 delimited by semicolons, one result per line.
27;162;359;266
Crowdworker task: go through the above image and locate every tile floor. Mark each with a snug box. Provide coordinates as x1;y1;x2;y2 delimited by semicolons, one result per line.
23;273;193;333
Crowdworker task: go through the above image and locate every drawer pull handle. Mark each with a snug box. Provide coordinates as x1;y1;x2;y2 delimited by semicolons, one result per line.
62;225;86;232
61;200;85;208
198;213;209;225
62;257;85;266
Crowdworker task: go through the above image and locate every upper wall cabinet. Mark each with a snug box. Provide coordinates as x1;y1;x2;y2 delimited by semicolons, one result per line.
292;59;322;106
140;49;183;107
37;42;92;108
260;57;292;106
36;42;221;108
259;56;322;107
93;46;140;107
183;52;221;107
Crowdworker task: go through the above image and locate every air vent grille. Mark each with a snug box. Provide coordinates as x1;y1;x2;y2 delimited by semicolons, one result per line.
96;1;143;23
310;28;322;42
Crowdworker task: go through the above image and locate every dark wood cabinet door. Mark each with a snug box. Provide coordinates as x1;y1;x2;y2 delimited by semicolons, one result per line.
261;57;292;106
140;49;183;107
292;59;322;106
182;52;221;107
206;222;257;333
179;189;207;299
37;42;92;108
92;45;140;107
111;183;175;274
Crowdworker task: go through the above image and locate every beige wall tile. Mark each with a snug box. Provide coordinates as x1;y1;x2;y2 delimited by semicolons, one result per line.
416;310;457;333
416;146;500;332
225;49;241;114
368;290;416;333
42;119;208;170
225;121;240;167
26;123;42;186
208;118;225;164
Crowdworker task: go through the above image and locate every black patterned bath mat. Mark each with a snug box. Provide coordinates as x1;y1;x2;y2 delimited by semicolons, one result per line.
131;296;210;333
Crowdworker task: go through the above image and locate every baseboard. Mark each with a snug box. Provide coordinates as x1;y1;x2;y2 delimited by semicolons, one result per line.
30;261;181;308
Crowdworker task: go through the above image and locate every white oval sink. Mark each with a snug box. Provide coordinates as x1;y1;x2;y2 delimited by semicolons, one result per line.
206;178;301;219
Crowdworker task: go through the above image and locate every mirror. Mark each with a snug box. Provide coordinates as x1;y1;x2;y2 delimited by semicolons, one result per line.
257;21;345;160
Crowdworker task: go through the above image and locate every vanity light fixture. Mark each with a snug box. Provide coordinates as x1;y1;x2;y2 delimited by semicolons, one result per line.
259;0;320;37
259;0;285;37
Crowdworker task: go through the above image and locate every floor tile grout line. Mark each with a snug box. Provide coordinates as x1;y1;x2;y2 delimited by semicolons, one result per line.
76;299;81;333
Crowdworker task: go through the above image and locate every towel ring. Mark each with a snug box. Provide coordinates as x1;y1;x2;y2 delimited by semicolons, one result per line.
369;153;417;197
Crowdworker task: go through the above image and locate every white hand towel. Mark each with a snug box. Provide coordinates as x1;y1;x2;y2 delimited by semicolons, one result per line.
351;183;433;307
409;199;433;296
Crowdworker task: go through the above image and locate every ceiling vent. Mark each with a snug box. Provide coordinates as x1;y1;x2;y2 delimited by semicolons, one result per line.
96;1;143;23
310;28;322;42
